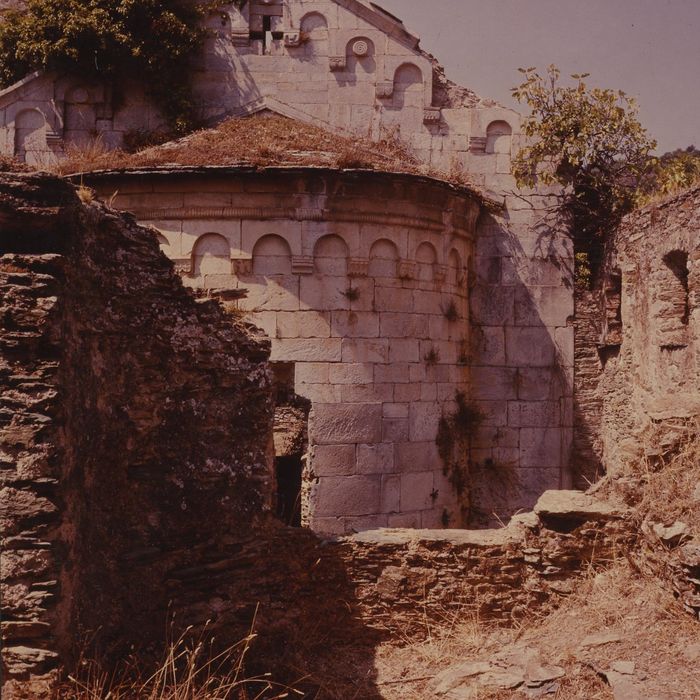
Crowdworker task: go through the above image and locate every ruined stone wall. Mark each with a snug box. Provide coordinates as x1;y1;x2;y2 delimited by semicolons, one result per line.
0;173;275;696
84;163;575;530
330;489;634;635
573;185;700;477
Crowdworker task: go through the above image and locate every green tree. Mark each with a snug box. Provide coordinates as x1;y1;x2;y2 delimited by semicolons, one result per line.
0;0;211;133
644;146;700;200
511;65;657;253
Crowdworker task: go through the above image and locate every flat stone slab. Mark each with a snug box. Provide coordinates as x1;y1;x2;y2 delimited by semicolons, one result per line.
343;526;520;548
534;490;624;522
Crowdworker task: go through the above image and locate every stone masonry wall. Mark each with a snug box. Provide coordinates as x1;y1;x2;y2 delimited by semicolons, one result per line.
0;173;275;696
573;186;700;478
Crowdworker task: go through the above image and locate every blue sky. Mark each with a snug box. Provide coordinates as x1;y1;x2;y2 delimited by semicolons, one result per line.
377;0;699;153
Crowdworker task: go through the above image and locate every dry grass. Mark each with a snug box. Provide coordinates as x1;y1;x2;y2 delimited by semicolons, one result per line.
0;153;32;172
50;114;484;196
600;421;700;536
56;618;300;700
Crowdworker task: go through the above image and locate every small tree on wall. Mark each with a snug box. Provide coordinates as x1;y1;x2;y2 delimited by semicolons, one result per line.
511;65;657;281
0;0;214;133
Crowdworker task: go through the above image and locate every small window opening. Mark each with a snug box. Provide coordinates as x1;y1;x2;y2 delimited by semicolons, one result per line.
662;250;690;325
272;361;295;404
263;15;272;50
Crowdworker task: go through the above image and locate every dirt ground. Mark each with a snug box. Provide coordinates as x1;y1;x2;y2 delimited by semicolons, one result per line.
372;559;699;700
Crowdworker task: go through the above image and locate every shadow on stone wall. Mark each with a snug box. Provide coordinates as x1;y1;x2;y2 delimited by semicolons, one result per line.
469;206;577;524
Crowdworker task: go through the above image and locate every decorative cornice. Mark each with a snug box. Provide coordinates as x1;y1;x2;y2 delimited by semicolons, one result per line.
295;207;324;221
134;206;470;234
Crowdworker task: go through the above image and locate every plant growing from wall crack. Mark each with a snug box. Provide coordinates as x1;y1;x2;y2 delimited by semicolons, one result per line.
512;65;657;280
436;392;483;515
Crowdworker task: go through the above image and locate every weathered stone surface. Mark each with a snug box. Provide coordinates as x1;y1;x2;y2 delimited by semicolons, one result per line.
431;646;564;698
0;173;276;696
573;185;700;485
85;167;478;532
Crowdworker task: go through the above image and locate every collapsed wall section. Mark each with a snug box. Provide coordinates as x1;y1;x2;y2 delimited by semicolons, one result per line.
0;173;275;696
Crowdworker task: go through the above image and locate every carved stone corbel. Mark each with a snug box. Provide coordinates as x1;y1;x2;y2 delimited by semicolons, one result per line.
173;258;193;275
233;258;253;276
329;56;347;72
348;258;369;278
423;108;441;124
376;81;394;99
284;32;302;47
398;260;415;279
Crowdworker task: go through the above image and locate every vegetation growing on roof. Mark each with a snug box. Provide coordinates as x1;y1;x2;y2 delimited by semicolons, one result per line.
0;0;211;133
52;114;488;199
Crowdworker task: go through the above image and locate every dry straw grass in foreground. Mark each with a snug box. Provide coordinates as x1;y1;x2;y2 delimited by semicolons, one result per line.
56;617;302;700
376;557;699;699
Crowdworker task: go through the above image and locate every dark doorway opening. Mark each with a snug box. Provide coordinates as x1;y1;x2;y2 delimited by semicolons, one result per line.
275;455;303;526
270;361;310;528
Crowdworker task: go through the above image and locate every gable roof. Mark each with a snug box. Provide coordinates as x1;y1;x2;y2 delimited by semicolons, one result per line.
331;0;420;49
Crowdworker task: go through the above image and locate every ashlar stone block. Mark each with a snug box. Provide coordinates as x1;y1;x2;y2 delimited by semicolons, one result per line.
381;474;401;513
400;471;434;512
505;327;556;368
310;403;382;444
520;428;562;468
341;338;389;363
328;362;374;385
312;444;356;476
408;402;441;442
270;338;341;362
507;401;560;428
356;443;395;474
331;310;379;338
312;475;381;516
395;441;440;473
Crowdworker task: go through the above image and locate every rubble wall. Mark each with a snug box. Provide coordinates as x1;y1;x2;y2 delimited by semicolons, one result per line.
331;490;634;635
0;173;275;696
